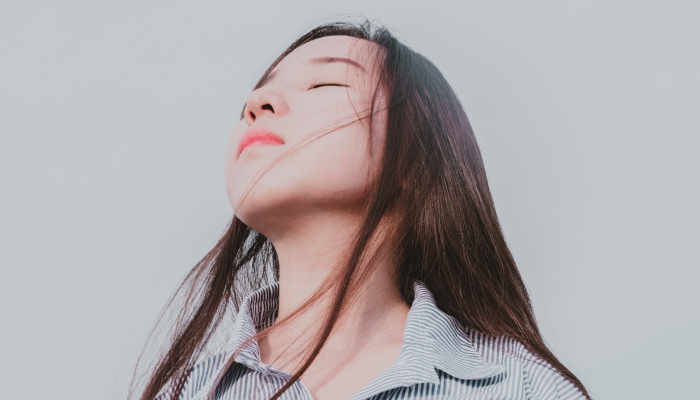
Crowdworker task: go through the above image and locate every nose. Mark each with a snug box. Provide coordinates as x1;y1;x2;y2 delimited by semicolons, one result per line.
243;87;289;126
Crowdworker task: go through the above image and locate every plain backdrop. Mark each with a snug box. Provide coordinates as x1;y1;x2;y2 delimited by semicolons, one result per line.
1;1;698;399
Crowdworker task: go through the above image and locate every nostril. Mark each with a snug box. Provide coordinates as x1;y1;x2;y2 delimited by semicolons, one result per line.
262;104;274;113
248;110;256;121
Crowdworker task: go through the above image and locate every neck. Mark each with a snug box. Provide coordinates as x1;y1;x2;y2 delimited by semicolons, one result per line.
257;209;409;374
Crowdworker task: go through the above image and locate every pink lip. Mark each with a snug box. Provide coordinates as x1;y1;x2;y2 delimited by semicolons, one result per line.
237;128;285;156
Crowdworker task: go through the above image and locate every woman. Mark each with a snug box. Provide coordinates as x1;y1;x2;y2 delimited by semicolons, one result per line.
133;20;591;400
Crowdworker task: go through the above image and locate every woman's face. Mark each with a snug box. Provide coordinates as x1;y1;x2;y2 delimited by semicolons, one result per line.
224;36;388;231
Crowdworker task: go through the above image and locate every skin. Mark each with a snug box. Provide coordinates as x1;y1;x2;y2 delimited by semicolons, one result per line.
224;36;410;400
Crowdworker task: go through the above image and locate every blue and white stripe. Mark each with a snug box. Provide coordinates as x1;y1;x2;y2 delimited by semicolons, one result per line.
155;281;586;400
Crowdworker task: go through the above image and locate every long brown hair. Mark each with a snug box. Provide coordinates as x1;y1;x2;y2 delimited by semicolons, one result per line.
131;19;590;400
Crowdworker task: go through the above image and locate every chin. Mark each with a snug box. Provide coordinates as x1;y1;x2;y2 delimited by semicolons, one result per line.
227;178;297;231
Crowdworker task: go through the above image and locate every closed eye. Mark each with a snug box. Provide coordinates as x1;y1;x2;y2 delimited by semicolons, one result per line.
309;82;349;89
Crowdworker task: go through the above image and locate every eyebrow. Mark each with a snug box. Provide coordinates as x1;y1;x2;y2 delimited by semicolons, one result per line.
309;56;367;72
259;56;367;88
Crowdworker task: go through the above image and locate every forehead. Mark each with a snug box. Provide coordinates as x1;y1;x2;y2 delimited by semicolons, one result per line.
273;36;382;74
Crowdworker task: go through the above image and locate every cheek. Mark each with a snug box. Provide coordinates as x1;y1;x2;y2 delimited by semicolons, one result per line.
275;126;376;197
297;149;370;192
309;122;377;178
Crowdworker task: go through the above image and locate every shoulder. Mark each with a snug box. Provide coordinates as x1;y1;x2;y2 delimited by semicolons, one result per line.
465;330;588;400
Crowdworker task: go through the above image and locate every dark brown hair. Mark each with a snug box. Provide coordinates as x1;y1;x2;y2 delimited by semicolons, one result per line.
131;19;590;400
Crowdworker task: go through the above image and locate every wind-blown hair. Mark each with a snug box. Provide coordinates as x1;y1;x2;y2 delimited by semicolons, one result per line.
131;20;590;400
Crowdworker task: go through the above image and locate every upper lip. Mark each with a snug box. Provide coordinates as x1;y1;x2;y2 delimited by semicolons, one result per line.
237;128;285;156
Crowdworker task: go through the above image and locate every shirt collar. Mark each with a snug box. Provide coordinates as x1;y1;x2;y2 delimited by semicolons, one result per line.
195;280;504;400
398;281;505;382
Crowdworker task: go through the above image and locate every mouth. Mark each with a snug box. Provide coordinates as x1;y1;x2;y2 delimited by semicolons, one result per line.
238;128;285;156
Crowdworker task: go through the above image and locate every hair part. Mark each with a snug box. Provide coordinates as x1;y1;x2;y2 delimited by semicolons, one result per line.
131;19;591;400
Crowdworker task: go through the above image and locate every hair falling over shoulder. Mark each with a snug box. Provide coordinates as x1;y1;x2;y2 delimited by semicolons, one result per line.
130;19;591;400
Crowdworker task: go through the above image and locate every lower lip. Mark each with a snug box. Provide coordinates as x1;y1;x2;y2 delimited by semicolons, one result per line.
240;139;284;154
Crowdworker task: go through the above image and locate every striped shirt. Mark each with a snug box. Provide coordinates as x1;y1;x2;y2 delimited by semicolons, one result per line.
155;281;586;400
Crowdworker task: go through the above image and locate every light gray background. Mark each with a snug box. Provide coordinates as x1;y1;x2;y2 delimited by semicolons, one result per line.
1;1;697;399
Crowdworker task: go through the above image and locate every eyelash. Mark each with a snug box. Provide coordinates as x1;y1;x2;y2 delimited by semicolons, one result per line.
309;82;349;89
